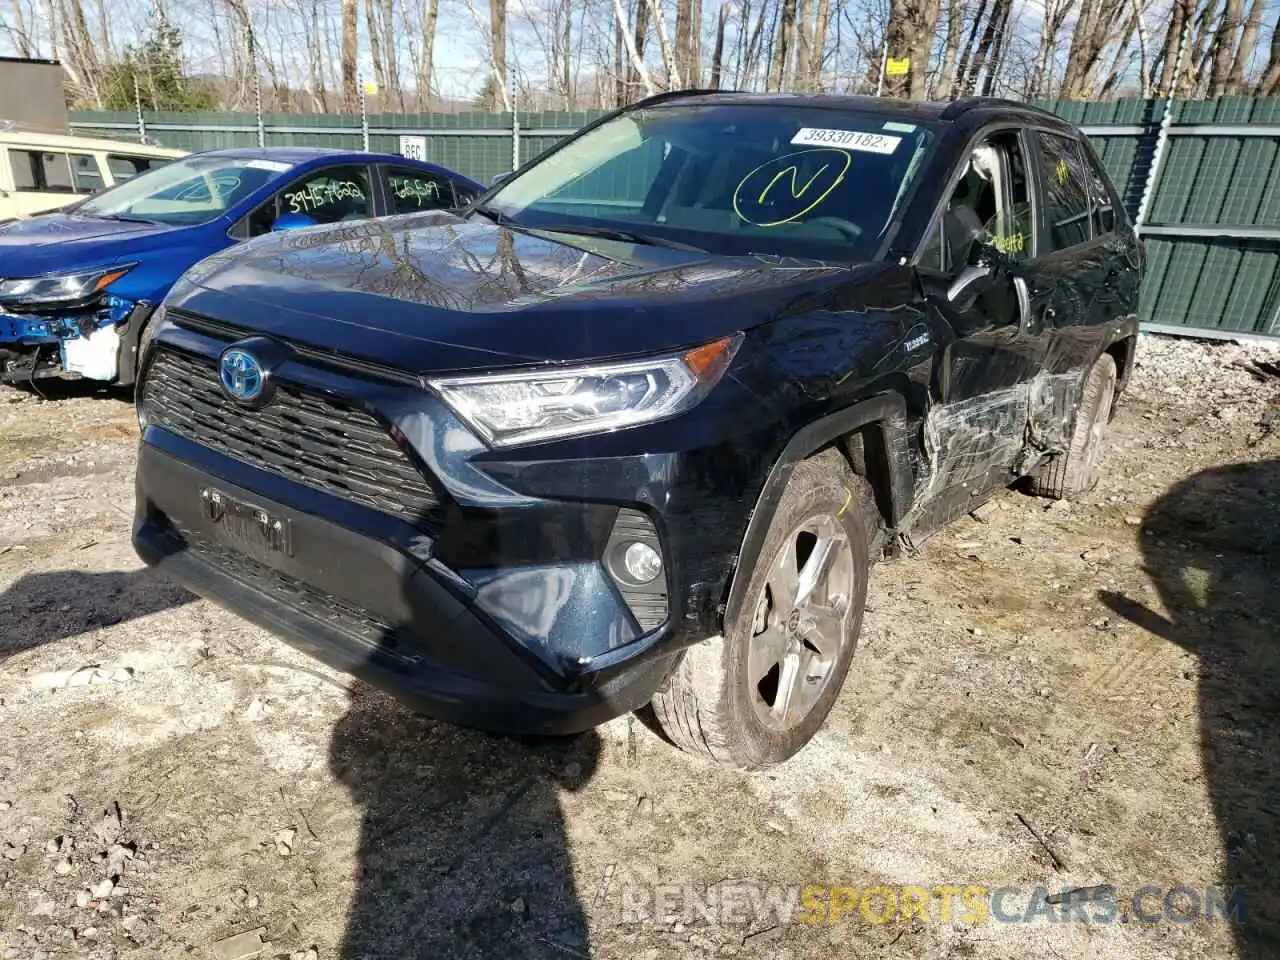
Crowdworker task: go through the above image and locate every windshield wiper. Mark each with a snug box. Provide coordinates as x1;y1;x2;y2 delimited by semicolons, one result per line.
94;213;163;225
532;223;705;253
469;203;514;226
470;205;703;253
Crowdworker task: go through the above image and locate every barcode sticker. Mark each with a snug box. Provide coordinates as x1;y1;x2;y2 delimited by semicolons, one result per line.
790;128;902;154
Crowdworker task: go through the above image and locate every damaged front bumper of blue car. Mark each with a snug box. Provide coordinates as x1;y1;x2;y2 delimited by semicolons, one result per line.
0;293;148;386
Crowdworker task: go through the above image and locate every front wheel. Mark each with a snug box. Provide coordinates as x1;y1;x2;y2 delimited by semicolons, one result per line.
650;451;875;769
1030;353;1117;500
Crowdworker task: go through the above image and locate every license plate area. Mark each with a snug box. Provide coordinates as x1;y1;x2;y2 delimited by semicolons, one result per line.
201;487;293;560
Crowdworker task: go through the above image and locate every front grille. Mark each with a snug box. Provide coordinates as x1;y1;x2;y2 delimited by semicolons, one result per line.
162;522;421;670
142;349;441;524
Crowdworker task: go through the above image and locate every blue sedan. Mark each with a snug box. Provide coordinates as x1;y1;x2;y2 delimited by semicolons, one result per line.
0;147;483;386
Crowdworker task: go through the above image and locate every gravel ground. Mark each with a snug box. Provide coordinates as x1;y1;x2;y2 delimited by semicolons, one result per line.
0;335;1277;960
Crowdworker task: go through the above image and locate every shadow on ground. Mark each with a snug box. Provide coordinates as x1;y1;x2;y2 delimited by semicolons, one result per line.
0;568;194;660
330;691;601;959
1102;459;1280;958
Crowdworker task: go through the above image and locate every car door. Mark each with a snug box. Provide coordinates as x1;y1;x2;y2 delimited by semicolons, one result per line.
912;128;1046;527
1013;128;1139;452
235;163;378;238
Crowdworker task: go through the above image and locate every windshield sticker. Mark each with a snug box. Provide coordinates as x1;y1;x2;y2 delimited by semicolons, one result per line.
732;148;852;228
790;128;901;154
285;180;366;214
245;160;292;173
883;121;917;133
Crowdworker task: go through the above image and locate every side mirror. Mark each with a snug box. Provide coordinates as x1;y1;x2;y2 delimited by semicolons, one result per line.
272;212;317;232
491;171;513;187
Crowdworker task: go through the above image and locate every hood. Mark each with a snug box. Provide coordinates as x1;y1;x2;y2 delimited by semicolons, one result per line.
0;213;194;276
175;211;886;372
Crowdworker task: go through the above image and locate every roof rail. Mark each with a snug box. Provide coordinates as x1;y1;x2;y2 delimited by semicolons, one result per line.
939;96;1039;120
629;88;733;109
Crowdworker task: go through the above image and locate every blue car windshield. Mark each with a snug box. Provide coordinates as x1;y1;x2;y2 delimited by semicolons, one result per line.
482;104;937;260
76;155;293;226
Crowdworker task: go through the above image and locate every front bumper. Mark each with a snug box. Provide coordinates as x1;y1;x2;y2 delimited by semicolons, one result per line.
0;298;141;384
133;443;688;734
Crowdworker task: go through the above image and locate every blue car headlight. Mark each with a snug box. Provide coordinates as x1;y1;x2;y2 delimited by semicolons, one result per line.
0;265;134;309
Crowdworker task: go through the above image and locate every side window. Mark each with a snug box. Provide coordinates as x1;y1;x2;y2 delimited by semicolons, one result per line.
917;131;1030;273
281;166;372;224
39;152;76;192
989;137;1032;260
1034;132;1093;251
1081;148;1117;235
69;154;105;193
8;150;38;191
245;165;373;237
107;155;162;183
387;168;455;214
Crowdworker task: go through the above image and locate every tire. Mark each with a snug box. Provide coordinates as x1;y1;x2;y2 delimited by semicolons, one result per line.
650;450;876;769
1030;353;1117;500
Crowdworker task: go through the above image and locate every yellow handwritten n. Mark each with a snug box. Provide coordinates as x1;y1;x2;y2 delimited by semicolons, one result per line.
758;164;830;205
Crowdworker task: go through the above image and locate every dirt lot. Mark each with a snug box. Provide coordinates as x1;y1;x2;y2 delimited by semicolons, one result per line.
0;336;1277;960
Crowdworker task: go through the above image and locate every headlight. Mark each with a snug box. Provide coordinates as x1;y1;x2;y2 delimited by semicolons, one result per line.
0;265;133;308
431;334;741;447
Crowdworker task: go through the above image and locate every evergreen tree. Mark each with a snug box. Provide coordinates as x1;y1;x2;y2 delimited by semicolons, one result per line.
102;6;215;112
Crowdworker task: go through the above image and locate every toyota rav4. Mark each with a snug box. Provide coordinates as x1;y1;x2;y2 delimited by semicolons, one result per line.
132;92;1141;769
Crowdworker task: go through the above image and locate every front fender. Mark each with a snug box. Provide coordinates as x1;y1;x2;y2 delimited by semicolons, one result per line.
721;393;915;629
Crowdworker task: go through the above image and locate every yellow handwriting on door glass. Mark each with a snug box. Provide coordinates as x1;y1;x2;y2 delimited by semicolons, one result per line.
732;148;853;228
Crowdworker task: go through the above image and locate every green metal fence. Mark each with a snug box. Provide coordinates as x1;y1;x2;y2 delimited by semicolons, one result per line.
69;98;1280;339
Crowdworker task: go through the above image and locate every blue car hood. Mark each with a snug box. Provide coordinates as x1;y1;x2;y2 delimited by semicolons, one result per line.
0;213;196;276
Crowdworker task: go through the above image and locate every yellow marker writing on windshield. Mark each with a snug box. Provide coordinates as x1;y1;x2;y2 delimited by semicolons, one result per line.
732;148;852;228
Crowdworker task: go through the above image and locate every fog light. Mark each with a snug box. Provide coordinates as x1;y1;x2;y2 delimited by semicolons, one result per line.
605;508;668;632
623;541;663;583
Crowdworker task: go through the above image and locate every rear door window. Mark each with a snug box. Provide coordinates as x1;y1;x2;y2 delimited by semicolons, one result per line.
387;168;456;213
1033;132;1094;252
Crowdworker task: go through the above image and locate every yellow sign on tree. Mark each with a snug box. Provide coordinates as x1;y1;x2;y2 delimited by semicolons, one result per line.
885;58;911;77
363;80;378;95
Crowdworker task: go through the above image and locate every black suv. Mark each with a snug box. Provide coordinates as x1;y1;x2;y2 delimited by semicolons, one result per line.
133;93;1141;769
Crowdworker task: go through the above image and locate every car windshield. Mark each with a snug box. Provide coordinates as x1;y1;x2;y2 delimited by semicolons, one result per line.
482;103;937;260
76;155;293;226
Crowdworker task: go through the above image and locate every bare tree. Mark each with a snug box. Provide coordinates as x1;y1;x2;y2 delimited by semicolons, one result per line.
1060;0;1129;98
365;0;385;99
1255;4;1280;93
1206;0;1244;96
709;0;730;87
6;0;35;56
340;0;357;110
675;0;699;86
1224;0;1264;94
649;0;681;86
768;0;795;91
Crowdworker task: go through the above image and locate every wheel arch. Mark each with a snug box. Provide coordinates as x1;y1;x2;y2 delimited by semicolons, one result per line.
113;301;158;388
721;393;915;630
